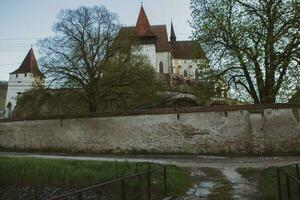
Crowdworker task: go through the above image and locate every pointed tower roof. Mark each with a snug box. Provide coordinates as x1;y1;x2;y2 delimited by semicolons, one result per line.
170;21;176;43
135;5;155;37
11;48;45;78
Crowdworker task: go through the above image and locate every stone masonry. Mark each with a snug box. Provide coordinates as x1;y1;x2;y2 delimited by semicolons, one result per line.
0;106;299;154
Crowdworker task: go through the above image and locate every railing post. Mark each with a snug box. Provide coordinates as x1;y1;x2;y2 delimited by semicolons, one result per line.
296;164;300;180
164;166;167;196
286;175;291;200
78;192;83;200
135;163;138;173
147;171;151;200
121;180;126;200
277;167;282;200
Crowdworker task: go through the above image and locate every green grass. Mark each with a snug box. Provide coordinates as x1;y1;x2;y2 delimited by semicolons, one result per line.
166;166;191;196
0;157;190;198
237;167;300;200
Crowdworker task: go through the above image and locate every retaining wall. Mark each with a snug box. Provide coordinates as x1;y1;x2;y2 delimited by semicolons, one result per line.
0;105;299;154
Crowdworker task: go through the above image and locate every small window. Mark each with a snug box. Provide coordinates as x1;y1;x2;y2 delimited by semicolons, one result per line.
17;81;21;83
17;92;22;95
189;65;192;68
24;73;27;77
159;62;164;73
184;70;188;77
16;74;18;78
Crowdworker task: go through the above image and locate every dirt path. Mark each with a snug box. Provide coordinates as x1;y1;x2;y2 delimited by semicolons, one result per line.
0;152;299;168
221;167;257;200
175;167;258;200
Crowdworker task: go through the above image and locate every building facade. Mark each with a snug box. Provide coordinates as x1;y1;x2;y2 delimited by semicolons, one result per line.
119;6;207;82
5;48;45;117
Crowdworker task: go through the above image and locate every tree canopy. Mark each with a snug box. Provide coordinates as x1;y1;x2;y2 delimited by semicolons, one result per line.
39;6;160;113
191;0;300;103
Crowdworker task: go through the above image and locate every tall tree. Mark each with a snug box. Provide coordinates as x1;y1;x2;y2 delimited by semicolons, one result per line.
0;81;7;110
39;6;157;113
191;0;300;103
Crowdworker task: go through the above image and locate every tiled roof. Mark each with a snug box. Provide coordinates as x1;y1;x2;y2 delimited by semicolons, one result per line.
10;48;45;78
117;6;206;57
135;5;155;37
151;25;169;52
118;25;169;52
170;41;206;60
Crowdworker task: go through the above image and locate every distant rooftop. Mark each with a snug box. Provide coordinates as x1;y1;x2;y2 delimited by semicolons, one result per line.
10;48;45;78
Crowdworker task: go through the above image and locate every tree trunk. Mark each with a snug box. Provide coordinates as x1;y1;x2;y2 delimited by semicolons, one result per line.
89;101;97;113
87;90;98;113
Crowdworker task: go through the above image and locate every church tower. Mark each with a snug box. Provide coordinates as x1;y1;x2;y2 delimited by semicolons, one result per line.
5;48;45;118
134;5;157;68
170;21;177;43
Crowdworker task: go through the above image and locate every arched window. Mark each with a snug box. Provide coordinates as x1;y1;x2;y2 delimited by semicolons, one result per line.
159;62;164;73
195;69;199;80
184;70;188;77
216;87;221;97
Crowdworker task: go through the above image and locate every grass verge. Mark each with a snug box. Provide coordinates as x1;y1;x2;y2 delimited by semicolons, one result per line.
0;157;190;198
237;166;300;200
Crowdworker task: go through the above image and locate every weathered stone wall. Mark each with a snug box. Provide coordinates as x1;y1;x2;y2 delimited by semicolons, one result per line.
0;107;299;154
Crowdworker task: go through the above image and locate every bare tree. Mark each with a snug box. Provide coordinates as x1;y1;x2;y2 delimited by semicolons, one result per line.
39;6;126;113
191;0;300;103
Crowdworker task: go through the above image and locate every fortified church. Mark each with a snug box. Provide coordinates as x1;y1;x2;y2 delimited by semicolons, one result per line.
3;5;225;118
119;5;207;86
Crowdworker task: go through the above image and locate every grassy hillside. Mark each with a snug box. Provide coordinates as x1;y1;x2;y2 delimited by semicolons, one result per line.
0;81;7;110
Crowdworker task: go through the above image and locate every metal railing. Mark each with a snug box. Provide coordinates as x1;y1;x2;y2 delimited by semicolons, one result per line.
277;163;300;200
48;163;168;200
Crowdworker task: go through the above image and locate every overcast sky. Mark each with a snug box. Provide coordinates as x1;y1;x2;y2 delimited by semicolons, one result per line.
0;0;192;81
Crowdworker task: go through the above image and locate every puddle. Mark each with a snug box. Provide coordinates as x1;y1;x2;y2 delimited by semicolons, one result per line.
190;168;205;177
186;181;215;198
222;167;242;184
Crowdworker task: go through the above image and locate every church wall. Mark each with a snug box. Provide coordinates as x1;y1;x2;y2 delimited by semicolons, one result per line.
156;52;170;73
5;73;45;118
133;44;157;70
5;73;36;110
172;59;199;78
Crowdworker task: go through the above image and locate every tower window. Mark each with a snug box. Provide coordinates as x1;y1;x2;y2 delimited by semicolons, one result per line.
159;62;164;73
16;74;18;78
24;73;27;77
